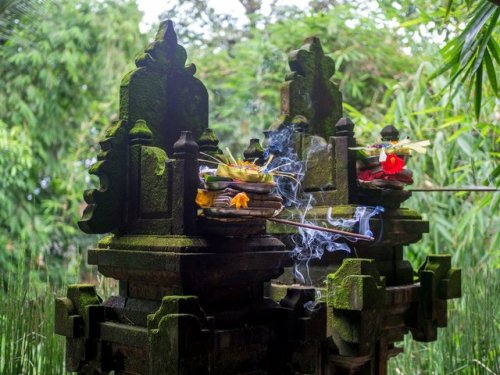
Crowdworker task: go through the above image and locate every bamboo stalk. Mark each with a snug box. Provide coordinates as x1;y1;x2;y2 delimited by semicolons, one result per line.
267;217;375;241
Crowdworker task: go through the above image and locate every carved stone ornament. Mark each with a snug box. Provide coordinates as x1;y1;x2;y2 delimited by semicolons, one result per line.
79;20;208;234
270;36;343;139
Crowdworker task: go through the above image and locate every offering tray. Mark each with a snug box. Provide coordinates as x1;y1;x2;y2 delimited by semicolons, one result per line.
230;182;275;194
205;180;275;194
204;206;281;218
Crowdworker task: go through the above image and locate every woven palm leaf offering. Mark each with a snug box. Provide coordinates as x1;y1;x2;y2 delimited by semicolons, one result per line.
196;149;296;219
353;126;430;190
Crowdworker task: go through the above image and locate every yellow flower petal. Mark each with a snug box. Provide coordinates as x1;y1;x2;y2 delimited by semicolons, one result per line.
230;192;250;209
195;189;216;208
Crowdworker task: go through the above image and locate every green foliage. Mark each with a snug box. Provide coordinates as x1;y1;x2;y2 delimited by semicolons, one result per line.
430;0;499;119
0;258;68;375
180;4;419;153
0;0;498;374
0;0;146;278
0;0;41;44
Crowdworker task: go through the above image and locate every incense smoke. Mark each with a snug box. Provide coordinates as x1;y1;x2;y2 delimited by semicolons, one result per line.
264;125;383;284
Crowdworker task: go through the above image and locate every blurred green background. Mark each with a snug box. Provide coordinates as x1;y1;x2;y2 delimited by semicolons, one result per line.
0;0;498;373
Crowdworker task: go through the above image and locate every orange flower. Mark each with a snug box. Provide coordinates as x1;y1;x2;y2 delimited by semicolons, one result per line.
195;189;216;208
381;154;405;175
230;192;250;209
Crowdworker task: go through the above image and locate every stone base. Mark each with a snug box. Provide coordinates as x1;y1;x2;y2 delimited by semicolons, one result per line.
56;287;327;374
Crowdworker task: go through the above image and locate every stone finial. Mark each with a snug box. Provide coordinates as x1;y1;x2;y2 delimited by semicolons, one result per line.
148;296;209;374
270;36;343;139
335;117;355;136
174;131;199;158
198;128;223;155
413;254;461;342
290;115;309;133
135;19;183;70
327;259;384;356
380;125;399;142
243;138;264;162
129;119;153;145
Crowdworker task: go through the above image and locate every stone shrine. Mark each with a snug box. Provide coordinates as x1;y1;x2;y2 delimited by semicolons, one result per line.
55;21;461;375
265;36;461;374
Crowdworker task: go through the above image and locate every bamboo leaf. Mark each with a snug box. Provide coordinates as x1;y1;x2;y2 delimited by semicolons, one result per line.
438;115;467;129
428;51;460;81
485;165;500;186
471;6;500;75
398;16;426;28
460;1;494;42
487;38;500;64
445;0;455;20
474;63;483;119
483;49;498;96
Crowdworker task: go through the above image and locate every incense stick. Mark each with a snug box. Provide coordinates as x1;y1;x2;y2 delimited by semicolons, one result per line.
267;217;375;241
408;187;498;192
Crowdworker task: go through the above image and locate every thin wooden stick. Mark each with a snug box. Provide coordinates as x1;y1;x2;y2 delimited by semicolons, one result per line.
199;151;224;163
267;217;375;241
408;187;498;192
197;159;222;166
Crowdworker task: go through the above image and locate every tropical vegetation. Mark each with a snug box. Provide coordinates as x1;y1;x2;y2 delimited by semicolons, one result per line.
0;0;498;373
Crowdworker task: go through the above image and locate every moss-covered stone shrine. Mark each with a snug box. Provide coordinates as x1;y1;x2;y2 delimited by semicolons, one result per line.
55;20;461;374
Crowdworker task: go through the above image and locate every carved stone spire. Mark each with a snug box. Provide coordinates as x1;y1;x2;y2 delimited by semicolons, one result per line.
121;19;208;157
80;20;208;234
173;131;199;159
270;37;343;139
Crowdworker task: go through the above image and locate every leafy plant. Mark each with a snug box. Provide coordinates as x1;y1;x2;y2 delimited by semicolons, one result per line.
430;0;499;119
0;0;146;280
0;1;498;374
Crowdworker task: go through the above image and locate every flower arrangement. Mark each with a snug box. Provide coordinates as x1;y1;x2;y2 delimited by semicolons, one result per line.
198;149;296;185
195;149;293;218
353;138;431;190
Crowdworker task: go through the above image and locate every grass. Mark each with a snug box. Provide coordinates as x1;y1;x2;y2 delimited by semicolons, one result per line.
390;267;499;374
0;249;117;375
0;260;66;374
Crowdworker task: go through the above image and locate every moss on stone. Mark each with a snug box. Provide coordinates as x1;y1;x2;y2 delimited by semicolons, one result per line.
142;146;168;176
269;284;289;302
129;119;153;140
66;284;102;317
147;295;202;331
198;128;219;144
97;234;209;250
326;259;384;310
120;68;138;87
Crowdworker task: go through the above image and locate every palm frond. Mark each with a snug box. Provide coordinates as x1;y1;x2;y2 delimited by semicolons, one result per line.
430;1;499;119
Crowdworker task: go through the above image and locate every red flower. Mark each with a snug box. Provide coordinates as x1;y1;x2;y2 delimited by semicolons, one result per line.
357;170;374;181
381;154;405;175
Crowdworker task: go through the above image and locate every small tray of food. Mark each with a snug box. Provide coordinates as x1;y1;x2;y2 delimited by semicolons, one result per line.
352;138;430;190
196;153;292;220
